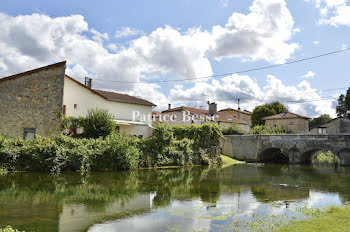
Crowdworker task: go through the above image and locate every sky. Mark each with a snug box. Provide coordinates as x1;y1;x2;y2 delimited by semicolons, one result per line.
0;0;350;117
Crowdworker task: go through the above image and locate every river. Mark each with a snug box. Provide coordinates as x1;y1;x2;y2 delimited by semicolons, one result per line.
1;164;350;232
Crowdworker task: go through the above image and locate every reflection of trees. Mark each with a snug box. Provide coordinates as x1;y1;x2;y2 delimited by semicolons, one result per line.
1;165;350;231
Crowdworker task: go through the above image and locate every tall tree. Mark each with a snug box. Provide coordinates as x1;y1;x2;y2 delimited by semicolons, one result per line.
336;88;350;118
309;114;332;128
251;101;287;126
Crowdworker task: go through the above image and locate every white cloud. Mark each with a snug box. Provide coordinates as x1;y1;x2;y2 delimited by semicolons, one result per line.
90;28;109;43
0;0;303;111
307;0;350;26
313;40;320;45
107;43;118;52
115;27;144;38
301;71;316;79
219;0;230;7
341;43;348;49
208;0;299;64
167;74;336;117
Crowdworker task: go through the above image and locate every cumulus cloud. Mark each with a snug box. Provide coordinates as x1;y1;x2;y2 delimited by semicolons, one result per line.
301;71;316;79
0;13;213;91
208;0;299;63
313;40;320;45
115;27;144;38
0;0;307;112
307;0;350;26
167;74;336;117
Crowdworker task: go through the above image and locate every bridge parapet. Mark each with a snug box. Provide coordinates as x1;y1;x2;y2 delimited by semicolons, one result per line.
220;135;350;166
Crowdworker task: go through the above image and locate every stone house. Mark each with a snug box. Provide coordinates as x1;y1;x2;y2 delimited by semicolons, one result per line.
262;112;310;134
218;108;252;125
310;117;350;134
161;102;250;132
0;62;155;139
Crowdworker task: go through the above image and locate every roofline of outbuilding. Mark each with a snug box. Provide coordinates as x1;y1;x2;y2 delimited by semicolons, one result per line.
0;61;67;83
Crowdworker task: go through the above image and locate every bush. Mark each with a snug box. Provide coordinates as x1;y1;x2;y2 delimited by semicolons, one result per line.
139;123;222;167
82;108;115;139
250;125;291;135
0;124;222;173
221;123;247;135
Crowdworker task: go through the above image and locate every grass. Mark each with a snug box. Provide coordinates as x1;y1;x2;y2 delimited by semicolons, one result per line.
220;155;245;168
278;205;350;232
0;226;24;232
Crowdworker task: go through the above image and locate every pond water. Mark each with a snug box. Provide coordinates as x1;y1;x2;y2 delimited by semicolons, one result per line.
1;164;350;232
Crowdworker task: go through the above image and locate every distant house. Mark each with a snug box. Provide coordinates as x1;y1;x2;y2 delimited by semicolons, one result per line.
262;112;310;134
310;117;350;135
0;62;155;139
219;108;252;125
161;102;250;131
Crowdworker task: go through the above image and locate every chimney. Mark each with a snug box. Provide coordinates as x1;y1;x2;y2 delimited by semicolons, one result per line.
238;98;241;111
207;101;217;116
168;104;171;110
85;77;92;89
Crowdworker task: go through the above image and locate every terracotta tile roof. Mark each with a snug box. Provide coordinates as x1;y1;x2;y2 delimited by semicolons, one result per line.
0;61;66;83
219;108;252;115
162;106;248;124
65;75;156;107
262;112;310;120
94;89;156;106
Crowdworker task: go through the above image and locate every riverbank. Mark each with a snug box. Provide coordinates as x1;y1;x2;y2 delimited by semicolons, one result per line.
0;124;223;173
278;205;350;232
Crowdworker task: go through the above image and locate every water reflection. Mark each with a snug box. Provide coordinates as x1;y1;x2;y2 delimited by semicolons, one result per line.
0;165;349;232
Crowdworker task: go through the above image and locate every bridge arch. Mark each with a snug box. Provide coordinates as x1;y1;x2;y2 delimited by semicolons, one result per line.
258;147;289;164
300;148;339;165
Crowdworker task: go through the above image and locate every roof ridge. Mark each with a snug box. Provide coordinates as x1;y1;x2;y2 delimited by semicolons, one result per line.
0;61;66;83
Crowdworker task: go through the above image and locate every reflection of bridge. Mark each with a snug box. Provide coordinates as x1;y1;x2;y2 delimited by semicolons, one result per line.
221;135;350;165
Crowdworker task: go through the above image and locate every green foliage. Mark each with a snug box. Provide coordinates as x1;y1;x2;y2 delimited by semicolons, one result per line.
61;115;85;132
336;87;350;118
251;101;287;126
250;125;291;134
312;151;340;166
309;114;332;128
97;133;140;170
0;226;24;232
0;124;222;173
139;123;222;167
221;123;247;135
82;108;115;139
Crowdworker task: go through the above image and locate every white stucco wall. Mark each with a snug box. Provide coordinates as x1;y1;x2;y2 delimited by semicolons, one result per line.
63;77;153;138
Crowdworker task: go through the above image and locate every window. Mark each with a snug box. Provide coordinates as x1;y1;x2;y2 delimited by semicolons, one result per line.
319;127;327;134
23;128;36;141
116;126;120;134
289;121;294;125
74;104;78;109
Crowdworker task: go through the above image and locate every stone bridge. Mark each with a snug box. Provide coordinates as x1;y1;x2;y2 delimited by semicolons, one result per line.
220;135;350;166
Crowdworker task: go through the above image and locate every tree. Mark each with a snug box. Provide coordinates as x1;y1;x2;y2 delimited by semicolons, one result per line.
251;101;287;126
309;114;332;128
83;108;115;139
336;88;350;118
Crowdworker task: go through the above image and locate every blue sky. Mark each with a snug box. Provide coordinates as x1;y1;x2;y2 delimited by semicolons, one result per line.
0;0;349;117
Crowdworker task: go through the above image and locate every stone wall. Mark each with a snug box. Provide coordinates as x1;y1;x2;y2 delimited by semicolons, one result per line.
265;118;309;134
0;62;66;138
221;134;350;166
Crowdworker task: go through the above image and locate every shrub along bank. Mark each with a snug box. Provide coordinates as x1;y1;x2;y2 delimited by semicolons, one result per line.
0;124;222;173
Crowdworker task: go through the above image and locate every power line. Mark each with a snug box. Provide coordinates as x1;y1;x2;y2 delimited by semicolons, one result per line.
86;47;350;84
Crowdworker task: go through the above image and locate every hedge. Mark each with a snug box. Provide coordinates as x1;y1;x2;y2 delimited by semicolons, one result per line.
0;123;222;173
